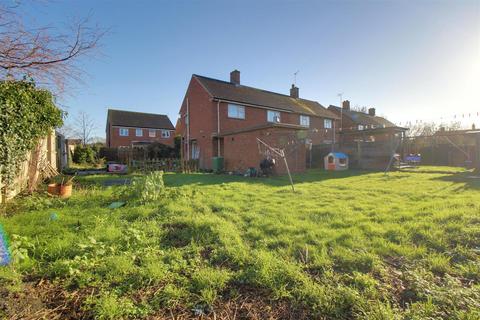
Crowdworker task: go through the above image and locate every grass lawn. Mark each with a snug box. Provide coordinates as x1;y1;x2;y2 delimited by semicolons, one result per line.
1;167;479;319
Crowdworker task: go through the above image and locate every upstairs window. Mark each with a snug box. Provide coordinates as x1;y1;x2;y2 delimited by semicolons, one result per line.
161;130;171;138
136;128;143;137
358;125;364;130
324;119;332;129
300;115;310;127
227;104;245;119
267;110;281;123
149;129;156;137
119;128;129;136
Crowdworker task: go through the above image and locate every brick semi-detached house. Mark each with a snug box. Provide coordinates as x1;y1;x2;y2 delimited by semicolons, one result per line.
176;70;339;174
106;109;175;148
328;101;407;143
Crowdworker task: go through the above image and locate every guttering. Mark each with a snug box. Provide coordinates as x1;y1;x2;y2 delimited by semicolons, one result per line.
213;97;340;120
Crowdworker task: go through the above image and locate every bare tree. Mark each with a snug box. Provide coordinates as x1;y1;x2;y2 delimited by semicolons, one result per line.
56;122;75;138
406;121;461;137
73;111;96;146
0;3;105;92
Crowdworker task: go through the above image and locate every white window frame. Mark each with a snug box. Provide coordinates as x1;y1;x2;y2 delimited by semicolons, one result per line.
300;115;310;127
119;128;129;136
227;104;245;119
267;110;281;123
135;128;143;137
148;129;156;137
358;125;364;130
161;130;171;138
324;119;332;129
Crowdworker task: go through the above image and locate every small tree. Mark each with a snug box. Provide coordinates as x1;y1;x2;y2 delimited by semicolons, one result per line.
72;145;96;164
73;111;97;146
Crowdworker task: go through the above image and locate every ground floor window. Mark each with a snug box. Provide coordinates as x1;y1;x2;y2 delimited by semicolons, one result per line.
191;141;200;159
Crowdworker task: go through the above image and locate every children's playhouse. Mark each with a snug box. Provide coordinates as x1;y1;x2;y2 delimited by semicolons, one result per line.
324;152;349;171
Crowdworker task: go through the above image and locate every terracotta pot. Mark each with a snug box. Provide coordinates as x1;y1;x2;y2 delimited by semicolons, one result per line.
47;183;59;195
58;184;72;198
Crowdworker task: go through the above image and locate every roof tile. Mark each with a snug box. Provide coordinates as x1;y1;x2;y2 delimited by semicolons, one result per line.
107;109;174;130
194;75;339;119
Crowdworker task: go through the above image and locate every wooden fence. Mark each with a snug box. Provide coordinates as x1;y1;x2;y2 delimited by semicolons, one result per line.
311;140;400;170
129;158;199;173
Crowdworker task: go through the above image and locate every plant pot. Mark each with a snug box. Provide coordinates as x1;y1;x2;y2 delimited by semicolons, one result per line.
47;183;59;196
58;184;72;198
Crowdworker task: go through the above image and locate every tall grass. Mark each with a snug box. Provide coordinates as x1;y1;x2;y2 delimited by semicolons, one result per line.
1;166;479;319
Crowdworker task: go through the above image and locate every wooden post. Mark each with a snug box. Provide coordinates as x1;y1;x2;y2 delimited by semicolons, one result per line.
475;133;480;173
357;141;362;168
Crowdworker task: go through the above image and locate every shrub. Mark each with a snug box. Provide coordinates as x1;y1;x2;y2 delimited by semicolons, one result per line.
146;142;177;159
119;171;165;204
72;145;96;164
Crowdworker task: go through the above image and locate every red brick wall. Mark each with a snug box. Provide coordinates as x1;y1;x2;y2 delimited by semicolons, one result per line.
178;77;217;168
178;76;337;170
223;127;306;174
218;103;336;144
108;126;174;147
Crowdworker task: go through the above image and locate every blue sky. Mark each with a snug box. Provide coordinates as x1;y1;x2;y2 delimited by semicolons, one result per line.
21;0;480;138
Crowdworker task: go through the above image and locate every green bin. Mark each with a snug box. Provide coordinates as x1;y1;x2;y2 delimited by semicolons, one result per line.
212;157;224;172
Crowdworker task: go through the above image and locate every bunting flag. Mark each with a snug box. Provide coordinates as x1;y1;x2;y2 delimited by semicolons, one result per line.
0;224;11;266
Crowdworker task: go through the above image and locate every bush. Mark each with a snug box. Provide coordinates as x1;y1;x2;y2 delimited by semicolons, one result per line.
72;145;96;164
118;171;165;203
146;142;177;159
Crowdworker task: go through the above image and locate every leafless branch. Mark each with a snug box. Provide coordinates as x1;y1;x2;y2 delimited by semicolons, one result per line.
0;4;105;93
72;111;97;146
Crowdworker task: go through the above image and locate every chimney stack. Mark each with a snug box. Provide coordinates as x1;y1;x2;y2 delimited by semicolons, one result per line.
230;70;240;85
290;84;299;98
342;100;350;110
368;107;376;116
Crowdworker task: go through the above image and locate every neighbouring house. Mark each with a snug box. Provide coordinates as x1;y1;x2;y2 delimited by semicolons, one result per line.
176;70;339;174
328;100;407;143
106;109;175;148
